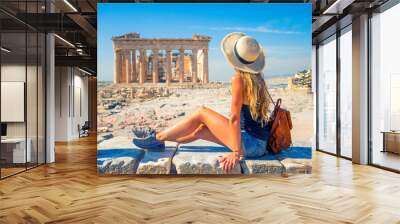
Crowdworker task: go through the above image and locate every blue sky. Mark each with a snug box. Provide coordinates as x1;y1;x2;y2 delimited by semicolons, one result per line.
98;3;311;82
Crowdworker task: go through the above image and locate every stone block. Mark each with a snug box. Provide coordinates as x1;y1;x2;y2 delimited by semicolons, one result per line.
241;160;283;175
275;147;312;174
241;147;312;175
241;152;282;174
280;158;312;174
137;145;177;175
97;148;144;175
173;140;241;175
98;157;138;175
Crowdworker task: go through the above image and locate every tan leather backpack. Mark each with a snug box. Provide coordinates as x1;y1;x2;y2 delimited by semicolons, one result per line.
268;98;293;154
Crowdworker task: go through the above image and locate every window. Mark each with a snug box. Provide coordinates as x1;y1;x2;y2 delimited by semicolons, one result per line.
370;3;400;171
317;35;337;154
339;26;352;158
0;1;47;179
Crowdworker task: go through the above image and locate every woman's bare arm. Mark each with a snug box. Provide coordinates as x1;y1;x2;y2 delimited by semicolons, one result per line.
220;73;244;172
229;73;244;155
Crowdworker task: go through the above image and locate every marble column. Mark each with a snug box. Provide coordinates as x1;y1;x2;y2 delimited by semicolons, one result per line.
136;53;140;81
179;48;185;83
131;49;137;82
125;50;131;83
114;50;122;83
165;49;172;84
152;49;159;84
139;49;146;84
191;49;198;84
144;51;148;81
202;48;209;84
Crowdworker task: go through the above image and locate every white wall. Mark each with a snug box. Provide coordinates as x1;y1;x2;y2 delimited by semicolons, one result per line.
55;66;69;141
1;65;26;140
54;67;89;141
72;72;89;138
1;82;25;122
1;64;26;82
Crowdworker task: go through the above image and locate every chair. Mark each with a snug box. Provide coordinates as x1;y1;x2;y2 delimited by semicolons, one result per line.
79;121;90;138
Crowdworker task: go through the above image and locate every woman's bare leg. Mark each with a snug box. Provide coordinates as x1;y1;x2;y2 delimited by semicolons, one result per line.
156;107;207;141
157;106;232;149
175;124;226;146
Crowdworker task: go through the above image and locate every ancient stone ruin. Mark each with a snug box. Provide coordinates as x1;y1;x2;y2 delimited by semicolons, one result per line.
112;32;211;85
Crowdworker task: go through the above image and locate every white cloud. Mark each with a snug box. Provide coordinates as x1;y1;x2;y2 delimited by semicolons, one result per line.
209;26;302;34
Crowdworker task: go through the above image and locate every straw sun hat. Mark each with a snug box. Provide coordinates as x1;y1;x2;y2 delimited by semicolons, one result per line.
221;32;265;74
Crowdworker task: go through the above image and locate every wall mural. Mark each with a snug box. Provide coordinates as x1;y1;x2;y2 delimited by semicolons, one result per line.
97;3;313;176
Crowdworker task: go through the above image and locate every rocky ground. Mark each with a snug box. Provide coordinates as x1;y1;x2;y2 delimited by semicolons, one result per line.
97;77;314;148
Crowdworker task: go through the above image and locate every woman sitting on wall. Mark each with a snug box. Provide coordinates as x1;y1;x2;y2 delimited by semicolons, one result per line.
133;32;272;173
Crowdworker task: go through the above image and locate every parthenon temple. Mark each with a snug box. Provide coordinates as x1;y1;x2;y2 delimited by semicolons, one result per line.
112;33;211;84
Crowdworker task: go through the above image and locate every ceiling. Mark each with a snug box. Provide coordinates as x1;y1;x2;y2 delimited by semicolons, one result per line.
1;0;394;75
311;0;390;43
0;0;97;75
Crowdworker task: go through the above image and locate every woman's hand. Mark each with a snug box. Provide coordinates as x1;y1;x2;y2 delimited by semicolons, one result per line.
219;152;240;173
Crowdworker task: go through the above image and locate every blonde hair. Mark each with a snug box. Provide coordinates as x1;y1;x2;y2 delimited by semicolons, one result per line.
239;70;272;127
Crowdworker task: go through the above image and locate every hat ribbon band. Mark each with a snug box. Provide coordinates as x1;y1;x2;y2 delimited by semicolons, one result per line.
234;41;255;65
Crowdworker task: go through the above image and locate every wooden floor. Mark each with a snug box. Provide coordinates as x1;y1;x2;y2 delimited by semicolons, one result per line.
1;167;26;178
1;135;400;223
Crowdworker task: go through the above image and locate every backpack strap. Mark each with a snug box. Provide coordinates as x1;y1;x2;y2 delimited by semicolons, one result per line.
266;89;275;106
